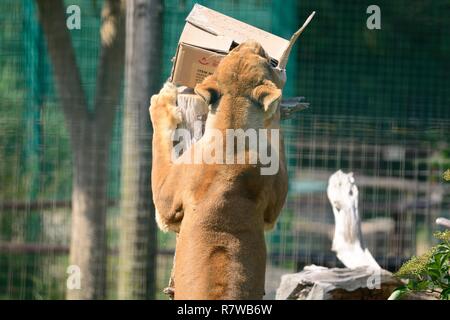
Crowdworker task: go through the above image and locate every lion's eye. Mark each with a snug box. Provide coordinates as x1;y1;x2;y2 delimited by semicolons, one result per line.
206;88;221;106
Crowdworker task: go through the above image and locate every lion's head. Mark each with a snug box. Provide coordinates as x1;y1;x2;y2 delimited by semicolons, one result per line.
194;41;283;129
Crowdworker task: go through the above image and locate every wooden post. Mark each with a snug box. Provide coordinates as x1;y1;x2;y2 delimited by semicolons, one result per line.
436;217;450;228
326;170;380;269
36;0;125;300
117;0;163;299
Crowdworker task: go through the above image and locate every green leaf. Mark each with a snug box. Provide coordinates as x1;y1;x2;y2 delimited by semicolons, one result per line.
440;288;450;300
407;280;418;290
395;232;450;299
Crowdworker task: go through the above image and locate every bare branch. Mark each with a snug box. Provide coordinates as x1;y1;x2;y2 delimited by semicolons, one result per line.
280;97;309;120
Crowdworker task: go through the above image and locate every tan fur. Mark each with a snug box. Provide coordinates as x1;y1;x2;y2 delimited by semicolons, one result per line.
149;41;288;299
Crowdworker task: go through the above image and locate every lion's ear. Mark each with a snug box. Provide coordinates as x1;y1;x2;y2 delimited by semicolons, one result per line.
251;80;282;118
194;76;220;106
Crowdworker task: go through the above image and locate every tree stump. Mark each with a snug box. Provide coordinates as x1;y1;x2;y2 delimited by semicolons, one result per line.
327;170;380;269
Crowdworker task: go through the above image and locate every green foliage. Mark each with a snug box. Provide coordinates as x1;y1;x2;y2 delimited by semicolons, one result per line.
444;169;450;182
389;230;450;300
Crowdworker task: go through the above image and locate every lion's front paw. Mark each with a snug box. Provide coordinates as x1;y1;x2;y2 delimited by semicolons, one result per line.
159;82;178;103
150;82;182;129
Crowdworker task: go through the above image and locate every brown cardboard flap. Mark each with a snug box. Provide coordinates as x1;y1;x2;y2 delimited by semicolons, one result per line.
179;22;233;53
186;4;289;63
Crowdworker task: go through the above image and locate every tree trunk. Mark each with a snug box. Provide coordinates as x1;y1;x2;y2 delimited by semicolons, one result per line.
36;0;125;299
69;126;110;299
117;0;163;299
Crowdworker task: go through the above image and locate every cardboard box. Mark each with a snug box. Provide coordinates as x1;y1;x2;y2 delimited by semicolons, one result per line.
172;43;225;89
170;4;315;89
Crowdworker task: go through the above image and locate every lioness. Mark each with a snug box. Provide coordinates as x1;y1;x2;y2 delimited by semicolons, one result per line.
149;41;288;299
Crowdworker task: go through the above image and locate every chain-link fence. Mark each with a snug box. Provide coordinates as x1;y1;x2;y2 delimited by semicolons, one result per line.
0;0;449;299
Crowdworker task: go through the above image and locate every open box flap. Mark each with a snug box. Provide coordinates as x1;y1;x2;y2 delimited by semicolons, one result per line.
185;4;289;64
278;11;316;69
179;22;233;53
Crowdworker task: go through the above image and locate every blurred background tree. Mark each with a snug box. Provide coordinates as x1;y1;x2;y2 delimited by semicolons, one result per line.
117;0;163;300
0;0;448;299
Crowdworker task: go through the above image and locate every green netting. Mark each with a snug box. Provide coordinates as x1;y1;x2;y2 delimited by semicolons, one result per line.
0;0;449;299
161;0;300;96
296;0;450;119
